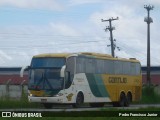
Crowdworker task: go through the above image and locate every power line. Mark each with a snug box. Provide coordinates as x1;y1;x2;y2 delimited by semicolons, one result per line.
0;40;106;49
117;39;160;64
0;32;106;38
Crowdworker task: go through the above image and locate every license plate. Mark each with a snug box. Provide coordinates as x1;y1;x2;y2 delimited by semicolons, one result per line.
41;99;47;102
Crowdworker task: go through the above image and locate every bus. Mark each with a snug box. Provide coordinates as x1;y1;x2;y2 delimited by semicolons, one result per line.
21;52;142;108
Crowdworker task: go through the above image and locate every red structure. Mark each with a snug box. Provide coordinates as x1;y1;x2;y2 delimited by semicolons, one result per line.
142;66;160;85
0;67;28;85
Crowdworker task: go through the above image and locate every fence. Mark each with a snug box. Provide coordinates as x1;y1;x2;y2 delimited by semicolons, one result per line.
0;79;28;100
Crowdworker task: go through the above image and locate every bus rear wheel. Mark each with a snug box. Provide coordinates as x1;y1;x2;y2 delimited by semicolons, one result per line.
125;92;132;107
113;93;129;107
119;93;126;107
43;103;53;109
72;92;84;108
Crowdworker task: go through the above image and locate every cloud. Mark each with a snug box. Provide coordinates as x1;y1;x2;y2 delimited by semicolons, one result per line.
0;50;12;60
0;23;83;66
0;50;12;66
0;0;63;11
145;0;160;5
90;4;145;42
69;0;104;6
0;0;159;66
50;22;80;36
89;2;160;65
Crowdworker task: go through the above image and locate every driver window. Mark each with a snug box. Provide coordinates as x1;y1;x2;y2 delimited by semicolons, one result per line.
65;57;76;88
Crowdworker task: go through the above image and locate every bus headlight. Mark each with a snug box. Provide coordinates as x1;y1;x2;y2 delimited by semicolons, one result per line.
28;93;34;97
53;93;63;97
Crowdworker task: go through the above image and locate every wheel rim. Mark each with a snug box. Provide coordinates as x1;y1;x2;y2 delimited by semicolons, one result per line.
127;93;131;105
77;94;82;105
120;94;125;107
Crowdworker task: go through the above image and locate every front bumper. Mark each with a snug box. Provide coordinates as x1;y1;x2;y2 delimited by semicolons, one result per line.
28;96;64;103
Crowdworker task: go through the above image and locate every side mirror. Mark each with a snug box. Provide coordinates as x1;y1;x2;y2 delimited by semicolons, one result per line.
20;66;30;77
60;65;66;78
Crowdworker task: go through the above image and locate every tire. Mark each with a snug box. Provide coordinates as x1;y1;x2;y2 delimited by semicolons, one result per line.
119;93;126;107
90;103;105;107
72;92;84;108
43;103;53;109
125;92;132;107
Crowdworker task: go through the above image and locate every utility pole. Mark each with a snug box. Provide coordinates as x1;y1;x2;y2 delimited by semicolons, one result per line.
144;5;154;87
101;17;119;57
107;39;121;52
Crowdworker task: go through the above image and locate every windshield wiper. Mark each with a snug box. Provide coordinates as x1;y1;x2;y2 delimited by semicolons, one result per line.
43;72;54;90
35;73;44;90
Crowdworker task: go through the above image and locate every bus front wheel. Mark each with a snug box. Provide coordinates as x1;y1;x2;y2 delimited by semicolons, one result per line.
72;92;84;108
43;103;53;109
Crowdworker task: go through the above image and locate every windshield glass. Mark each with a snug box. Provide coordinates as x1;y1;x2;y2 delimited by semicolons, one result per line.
31;57;65;68
29;69;63;90
28;57;65;90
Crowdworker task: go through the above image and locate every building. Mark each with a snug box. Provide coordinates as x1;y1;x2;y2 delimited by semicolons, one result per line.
0;67;28;85
141;66;160;85
0;67;28;99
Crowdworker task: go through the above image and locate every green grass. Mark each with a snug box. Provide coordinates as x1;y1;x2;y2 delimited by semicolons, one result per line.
139;86;160;104
0;117;159;120
0;95;42;109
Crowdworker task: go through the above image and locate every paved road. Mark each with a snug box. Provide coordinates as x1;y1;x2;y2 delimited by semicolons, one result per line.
0;104;160;112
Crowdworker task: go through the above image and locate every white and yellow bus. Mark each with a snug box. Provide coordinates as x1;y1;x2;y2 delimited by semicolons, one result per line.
21;52;142;108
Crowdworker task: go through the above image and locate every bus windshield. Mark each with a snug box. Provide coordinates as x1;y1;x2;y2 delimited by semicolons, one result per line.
28;58;65;90
31;57;65;68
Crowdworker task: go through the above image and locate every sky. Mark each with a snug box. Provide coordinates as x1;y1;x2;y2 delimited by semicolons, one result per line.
0;0;160;67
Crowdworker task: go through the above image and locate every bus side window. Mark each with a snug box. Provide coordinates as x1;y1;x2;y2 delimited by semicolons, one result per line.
65;57;75;89
65;71;71;88
130;62;136;75
135;63;141;75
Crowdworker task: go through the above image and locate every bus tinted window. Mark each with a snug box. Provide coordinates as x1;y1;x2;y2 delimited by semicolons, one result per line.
86;58;96;73
31;58;65;68
114;61;123;74
96;59;105;74
105;60;115;74
130;62;136;75
66;57;75;75
135;63;141;75
122;62;130;75
75;56;141;76
76;58;86;73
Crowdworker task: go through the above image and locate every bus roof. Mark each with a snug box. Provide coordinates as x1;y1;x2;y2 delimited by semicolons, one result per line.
79;52;140;63
33;52;140;63
33;53;72;58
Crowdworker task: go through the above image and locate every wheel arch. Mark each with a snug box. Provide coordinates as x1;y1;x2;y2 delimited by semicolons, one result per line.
119;91;126;97
74;90;84;103
127;91;132;102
